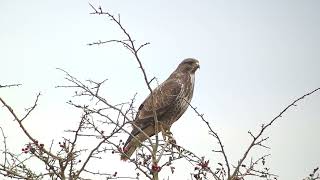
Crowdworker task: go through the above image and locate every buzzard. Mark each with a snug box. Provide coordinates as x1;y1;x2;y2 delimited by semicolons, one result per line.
121;58;200;160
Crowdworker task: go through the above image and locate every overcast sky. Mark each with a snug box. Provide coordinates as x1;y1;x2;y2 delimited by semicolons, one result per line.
1;0;320;179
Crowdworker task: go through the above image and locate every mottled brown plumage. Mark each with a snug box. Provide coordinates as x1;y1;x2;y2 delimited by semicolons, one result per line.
121;58;200;160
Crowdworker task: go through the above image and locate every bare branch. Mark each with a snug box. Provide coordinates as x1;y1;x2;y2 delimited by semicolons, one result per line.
0;83;21;88
186;100;231;179
231;87;320;179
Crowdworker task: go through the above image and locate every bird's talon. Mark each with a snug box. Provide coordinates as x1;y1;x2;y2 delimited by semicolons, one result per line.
169;138;176;145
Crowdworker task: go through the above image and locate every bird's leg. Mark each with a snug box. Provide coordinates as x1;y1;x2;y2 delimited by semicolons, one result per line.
159;124;176;144
166;130;176;145
160;124;167;141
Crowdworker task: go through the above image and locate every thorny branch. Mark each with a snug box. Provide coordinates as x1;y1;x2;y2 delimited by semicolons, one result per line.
303;167;320;180
87;4;164;179
187;88;320;180
231;87;320;179
0;93;62;160
1;86;139;179
0;83;21;88
186;99;231;179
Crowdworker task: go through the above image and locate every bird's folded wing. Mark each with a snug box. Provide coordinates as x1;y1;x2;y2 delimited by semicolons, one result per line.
134;79;183;130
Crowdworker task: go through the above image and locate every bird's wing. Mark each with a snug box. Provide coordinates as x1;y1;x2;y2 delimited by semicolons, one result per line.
122;78;183;151
134;78;183;130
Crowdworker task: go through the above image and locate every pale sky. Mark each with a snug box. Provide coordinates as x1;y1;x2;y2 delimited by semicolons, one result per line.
1;0;320;179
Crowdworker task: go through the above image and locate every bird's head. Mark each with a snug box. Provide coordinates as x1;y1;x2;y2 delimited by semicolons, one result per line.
177;58;200;74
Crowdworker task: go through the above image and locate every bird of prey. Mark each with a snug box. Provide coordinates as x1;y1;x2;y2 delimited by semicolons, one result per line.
121;58;200;160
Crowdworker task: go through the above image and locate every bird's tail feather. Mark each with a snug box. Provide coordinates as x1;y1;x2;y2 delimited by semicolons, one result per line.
120;143;138;161
121;126;156;161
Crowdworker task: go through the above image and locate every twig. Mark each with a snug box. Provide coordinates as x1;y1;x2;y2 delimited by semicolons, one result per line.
0;84;21;88
186;99;231;178
231;87;320;179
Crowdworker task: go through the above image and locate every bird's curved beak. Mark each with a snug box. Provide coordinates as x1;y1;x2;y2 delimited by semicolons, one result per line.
196;62;200;70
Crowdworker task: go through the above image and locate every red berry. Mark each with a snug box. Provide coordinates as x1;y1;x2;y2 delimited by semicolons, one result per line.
117;147;123;152
123;146;129;152
151;163;161;172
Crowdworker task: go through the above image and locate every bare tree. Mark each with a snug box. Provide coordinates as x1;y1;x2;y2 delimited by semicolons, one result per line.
1;4;319;180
